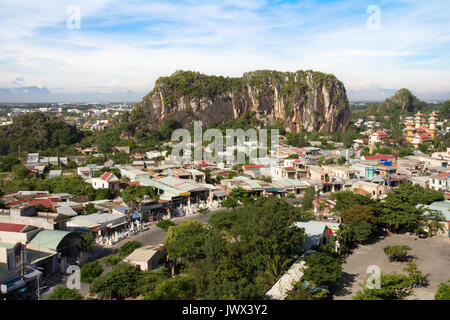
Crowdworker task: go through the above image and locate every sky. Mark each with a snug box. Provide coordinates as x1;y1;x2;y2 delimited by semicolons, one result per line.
0;0;449;102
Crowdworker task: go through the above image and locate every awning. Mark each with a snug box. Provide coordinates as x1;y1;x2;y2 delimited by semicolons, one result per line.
23;269;42;282
1;278;26;294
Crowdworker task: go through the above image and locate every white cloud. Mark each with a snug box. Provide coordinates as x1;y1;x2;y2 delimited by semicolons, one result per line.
0;0;449;100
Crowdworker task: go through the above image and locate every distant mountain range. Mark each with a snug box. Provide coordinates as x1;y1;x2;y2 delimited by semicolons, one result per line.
0;85;448;104
347;87;450;102
0;86;146;103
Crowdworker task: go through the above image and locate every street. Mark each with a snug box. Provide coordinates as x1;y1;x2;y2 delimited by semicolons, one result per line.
40;208;222;299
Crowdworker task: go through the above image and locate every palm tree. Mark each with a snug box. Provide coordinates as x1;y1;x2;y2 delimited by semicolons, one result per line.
267;255;291;282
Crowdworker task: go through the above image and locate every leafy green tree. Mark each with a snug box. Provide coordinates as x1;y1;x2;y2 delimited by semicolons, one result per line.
111;152;130;164
302;252;343;287
34;203;56;213
404;261;426;288
103;255;121;266
119;241;143;258
156;219;176;230
227;171;238;179
137;267;171;295
0;155;20;172
383;245;412;262
331;190;375;213
337;156;346;165
301;187;316;210
266;254;291;283
220;197;237;209
80;232;96;252
83;203;98;215
164;220;208;264
434;280;450;300
353;273;413;300
46;286;83;300
12;164;30;179
376;183;443;232
90;263;142;299
121;185;159;215
143;276;196;300
81;261;104;284
339;205;377;243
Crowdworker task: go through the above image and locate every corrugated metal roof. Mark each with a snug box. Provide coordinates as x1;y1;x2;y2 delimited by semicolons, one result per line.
124;245;165;262
30;230;73;251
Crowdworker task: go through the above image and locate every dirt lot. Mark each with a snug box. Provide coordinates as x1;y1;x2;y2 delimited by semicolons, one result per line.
333;233;450;300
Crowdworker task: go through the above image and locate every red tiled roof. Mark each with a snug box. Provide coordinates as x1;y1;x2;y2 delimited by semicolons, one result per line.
100;172;112;181
284;167;295;171
371;154;394;160
437;172;450;178
0;223;28;233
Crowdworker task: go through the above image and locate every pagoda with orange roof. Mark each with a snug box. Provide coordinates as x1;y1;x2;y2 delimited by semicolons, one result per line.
404;111;438;145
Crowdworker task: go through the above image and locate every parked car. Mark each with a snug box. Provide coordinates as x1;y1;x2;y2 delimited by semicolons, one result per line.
418;232;427;239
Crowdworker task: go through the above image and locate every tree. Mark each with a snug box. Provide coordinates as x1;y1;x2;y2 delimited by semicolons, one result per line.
220;197;237;209
137;267;171;295
227;171;238;179
337;156;346;165
301;187;316;210
90;263;142;299
81;261;104;284
103;255;121;266
80;232;96;252
266;254;291;283
302;252;343;287
164;220;208;264
12;164;30;179
383;245;412;262
434;280;450;300
156;220;176;230
197;207;210;217
46;286;83;300
376;183;443;232
83;203;98;215
403;261;426;288
34;203;56;213
339;205;377;243
330;190;374;213
353;272;413;300
143;276;196;300
121;185;159;215
119;240;143;258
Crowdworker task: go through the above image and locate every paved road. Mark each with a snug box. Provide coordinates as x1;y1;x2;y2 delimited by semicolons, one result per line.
333;233;450;300
40;209;222;299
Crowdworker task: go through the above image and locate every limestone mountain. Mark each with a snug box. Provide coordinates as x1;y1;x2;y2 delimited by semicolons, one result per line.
131;70;350;133
370;88;427;113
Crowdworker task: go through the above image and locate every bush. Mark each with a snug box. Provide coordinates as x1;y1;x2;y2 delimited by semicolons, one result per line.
46;286;83;300
80;261;104;284
119;241;143;258
103;255;122;266
434;280;450;300
156;220;176;231
90;263;142;299
143;276;196;300
383;245;412;262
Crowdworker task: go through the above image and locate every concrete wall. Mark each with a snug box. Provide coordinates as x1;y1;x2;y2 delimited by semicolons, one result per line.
0;215;55;230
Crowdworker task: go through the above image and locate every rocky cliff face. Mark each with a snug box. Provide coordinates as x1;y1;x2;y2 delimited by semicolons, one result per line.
131;70;350;133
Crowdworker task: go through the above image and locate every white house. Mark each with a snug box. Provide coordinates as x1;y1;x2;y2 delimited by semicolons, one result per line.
91;172;120;190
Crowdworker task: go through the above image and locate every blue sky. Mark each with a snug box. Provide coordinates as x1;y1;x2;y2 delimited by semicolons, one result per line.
0;0;449;100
